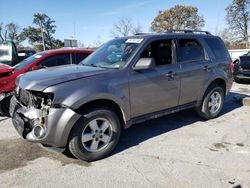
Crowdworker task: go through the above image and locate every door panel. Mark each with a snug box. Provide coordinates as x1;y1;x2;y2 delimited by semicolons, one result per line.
177;38;211;105
129;64;180;117
179;60;211;105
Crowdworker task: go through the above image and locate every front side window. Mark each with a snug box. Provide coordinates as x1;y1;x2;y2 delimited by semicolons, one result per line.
81;38;142;69
39;54;71;67
177;39;205;62
140;40;173;66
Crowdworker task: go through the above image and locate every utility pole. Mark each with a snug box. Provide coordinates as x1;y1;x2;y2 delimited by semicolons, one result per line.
41;27;45;51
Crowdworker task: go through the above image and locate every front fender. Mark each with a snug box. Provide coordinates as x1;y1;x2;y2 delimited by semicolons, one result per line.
44;71;130;122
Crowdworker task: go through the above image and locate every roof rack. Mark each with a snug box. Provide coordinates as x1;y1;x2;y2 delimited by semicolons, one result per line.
135;32;154;35
166;30;211;35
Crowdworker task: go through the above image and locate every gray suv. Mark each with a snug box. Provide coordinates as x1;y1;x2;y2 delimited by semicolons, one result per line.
10;30;233;161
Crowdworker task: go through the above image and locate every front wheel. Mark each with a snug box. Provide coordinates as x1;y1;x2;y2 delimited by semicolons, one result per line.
196;85;224;120
68;108;121;161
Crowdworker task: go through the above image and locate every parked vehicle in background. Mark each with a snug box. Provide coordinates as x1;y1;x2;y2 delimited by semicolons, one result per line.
10;30;233;162
0;40;19;66
0;48;93;116
18;50;36;61
234;54;250;83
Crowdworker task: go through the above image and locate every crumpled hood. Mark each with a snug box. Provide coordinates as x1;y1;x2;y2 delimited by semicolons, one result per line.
17;65;111;91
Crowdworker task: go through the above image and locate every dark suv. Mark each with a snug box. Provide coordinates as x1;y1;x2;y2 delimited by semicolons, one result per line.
233;53;250;83
10;30;233;161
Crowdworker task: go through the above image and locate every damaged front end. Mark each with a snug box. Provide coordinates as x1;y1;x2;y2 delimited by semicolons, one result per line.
14;88;54;139
10;87;81;148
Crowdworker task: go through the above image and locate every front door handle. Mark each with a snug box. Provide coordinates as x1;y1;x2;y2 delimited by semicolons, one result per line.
165;71;176;80
203;65;211;72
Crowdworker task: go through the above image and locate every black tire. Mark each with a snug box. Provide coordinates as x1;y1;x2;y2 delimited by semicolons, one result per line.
242;79;250;84
234;77;243;84
68;108;121;162
196;85;224;120
0;96;11;117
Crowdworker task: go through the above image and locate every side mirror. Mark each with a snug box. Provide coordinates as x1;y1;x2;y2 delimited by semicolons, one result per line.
133;58;155;71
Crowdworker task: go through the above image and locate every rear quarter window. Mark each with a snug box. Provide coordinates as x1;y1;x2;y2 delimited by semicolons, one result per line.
204;38;229;60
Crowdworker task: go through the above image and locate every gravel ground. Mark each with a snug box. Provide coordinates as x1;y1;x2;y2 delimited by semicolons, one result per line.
0;83;249;188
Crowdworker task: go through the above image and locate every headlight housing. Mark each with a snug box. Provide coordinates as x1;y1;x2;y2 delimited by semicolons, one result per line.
0;93;5;101
30;91;54;109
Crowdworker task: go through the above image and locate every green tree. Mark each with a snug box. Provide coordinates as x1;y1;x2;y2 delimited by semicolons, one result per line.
226;0;250;48
21;13;59;49
151;5;205;32
53;39;64;48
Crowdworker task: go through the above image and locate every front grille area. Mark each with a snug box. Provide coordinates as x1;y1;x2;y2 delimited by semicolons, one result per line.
0;71;12;78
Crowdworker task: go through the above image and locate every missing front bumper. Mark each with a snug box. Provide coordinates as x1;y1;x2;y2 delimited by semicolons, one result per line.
10;96;82;147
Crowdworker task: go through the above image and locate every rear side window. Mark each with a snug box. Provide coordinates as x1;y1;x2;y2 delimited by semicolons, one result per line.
204;38;228;60
74;53;89;64
39;54;71;67
177;39;205;62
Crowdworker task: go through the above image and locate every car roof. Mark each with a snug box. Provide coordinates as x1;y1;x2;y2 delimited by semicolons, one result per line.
42;48;94;55
119;31;218;40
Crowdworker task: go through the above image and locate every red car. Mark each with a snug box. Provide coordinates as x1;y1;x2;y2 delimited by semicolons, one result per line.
0;48;93;116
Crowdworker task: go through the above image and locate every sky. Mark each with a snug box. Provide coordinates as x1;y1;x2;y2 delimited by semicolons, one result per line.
0;0;232;46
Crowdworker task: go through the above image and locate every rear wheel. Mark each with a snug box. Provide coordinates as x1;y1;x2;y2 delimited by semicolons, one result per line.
68;108;121;161
196;85;224;120
0;96;11;117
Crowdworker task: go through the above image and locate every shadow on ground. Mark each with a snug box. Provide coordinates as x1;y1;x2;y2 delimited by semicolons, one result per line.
113;91;248;155
0;138;90;172
0;92;248;169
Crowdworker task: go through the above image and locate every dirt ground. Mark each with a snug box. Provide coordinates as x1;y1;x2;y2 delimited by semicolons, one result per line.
0;83;249;188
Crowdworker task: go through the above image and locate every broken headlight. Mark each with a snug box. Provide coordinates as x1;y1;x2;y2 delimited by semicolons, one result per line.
30;91;54;109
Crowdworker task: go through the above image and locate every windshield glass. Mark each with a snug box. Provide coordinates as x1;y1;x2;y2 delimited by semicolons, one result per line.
81;38;143;69
14;52;46;70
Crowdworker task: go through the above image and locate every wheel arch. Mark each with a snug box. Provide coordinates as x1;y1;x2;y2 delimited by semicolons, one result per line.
197;77;227;106
75;99;127;129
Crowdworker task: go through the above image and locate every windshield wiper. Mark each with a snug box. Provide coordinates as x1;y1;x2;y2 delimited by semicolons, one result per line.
82;63;99;67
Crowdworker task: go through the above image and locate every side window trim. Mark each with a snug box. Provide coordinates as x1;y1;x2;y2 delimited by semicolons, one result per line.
39;53;71;67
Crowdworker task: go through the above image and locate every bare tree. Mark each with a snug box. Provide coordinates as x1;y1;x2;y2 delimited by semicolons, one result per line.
0;22;24;45
226;0;250;48
132;24;143;35
111;18;142;37
87;36;103;49
0;22;7;41
6;22;23;45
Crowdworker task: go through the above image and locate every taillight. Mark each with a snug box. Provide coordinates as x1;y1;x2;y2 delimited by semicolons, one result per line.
230;61;234;74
